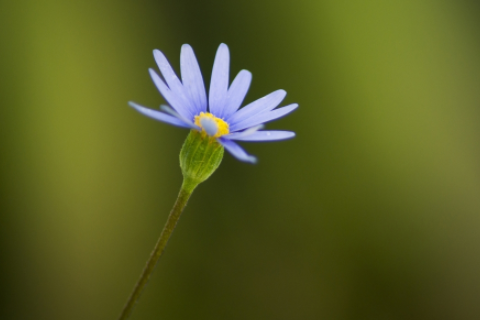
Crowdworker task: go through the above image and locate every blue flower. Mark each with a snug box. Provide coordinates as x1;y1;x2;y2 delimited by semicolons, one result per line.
129;43;298;163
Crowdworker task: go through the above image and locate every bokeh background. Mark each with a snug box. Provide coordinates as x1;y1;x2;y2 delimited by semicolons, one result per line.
2;0;480;319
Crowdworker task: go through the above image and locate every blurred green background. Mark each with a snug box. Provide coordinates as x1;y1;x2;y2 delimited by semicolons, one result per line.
2;0;480;319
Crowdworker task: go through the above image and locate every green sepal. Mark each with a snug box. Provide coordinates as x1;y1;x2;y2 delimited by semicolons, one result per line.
180;130;224;191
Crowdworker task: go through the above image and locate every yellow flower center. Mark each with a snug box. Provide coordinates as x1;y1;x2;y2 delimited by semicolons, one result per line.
194;112;229;138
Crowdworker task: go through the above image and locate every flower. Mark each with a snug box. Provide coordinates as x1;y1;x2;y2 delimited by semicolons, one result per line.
129;43;298;163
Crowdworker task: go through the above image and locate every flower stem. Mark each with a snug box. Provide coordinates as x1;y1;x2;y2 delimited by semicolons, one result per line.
117;178;198;320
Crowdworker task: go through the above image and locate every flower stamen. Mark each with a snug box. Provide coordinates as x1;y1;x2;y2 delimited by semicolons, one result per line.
194;112;229;138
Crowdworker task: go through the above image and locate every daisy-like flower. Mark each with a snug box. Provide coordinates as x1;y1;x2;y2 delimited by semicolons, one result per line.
129;43;297;163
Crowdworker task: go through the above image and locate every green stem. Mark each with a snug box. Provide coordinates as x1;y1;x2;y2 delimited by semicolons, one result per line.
117;178;198;320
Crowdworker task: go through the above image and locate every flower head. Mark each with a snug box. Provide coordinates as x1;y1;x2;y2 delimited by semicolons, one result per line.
129;43;297;163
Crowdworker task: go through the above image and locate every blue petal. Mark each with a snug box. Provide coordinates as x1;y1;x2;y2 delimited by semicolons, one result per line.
225;130;295;141
129;102;192;128
152;50;196;117
222;70;252;119
224;124;264;140
227;89;286;125
180;44;207;115
160;105;198;129
209;43;230;116
153;49;186;100
219;138;257;163
230;103;298;132
149;69;194;120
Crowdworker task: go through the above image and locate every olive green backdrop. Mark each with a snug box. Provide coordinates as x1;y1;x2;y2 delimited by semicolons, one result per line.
1;0;480;319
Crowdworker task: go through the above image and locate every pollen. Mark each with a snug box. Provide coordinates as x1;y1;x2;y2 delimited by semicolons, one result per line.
194;112;230;138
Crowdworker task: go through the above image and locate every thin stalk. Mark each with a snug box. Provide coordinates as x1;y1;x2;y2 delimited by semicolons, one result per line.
117;179;198;320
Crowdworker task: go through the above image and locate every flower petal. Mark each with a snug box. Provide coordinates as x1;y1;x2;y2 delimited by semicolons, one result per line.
227;89;286;125
160;105;198;129
129;102;192;128
226;130;295;141
180;44;207;115
224;124;264;140
149;68;194;120
219;138;257;163
230;103;298;132
153;49;185;99
222;70;252;119
209;43;230;116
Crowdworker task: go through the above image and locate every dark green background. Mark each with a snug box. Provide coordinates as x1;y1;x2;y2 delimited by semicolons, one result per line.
1;1;480;319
